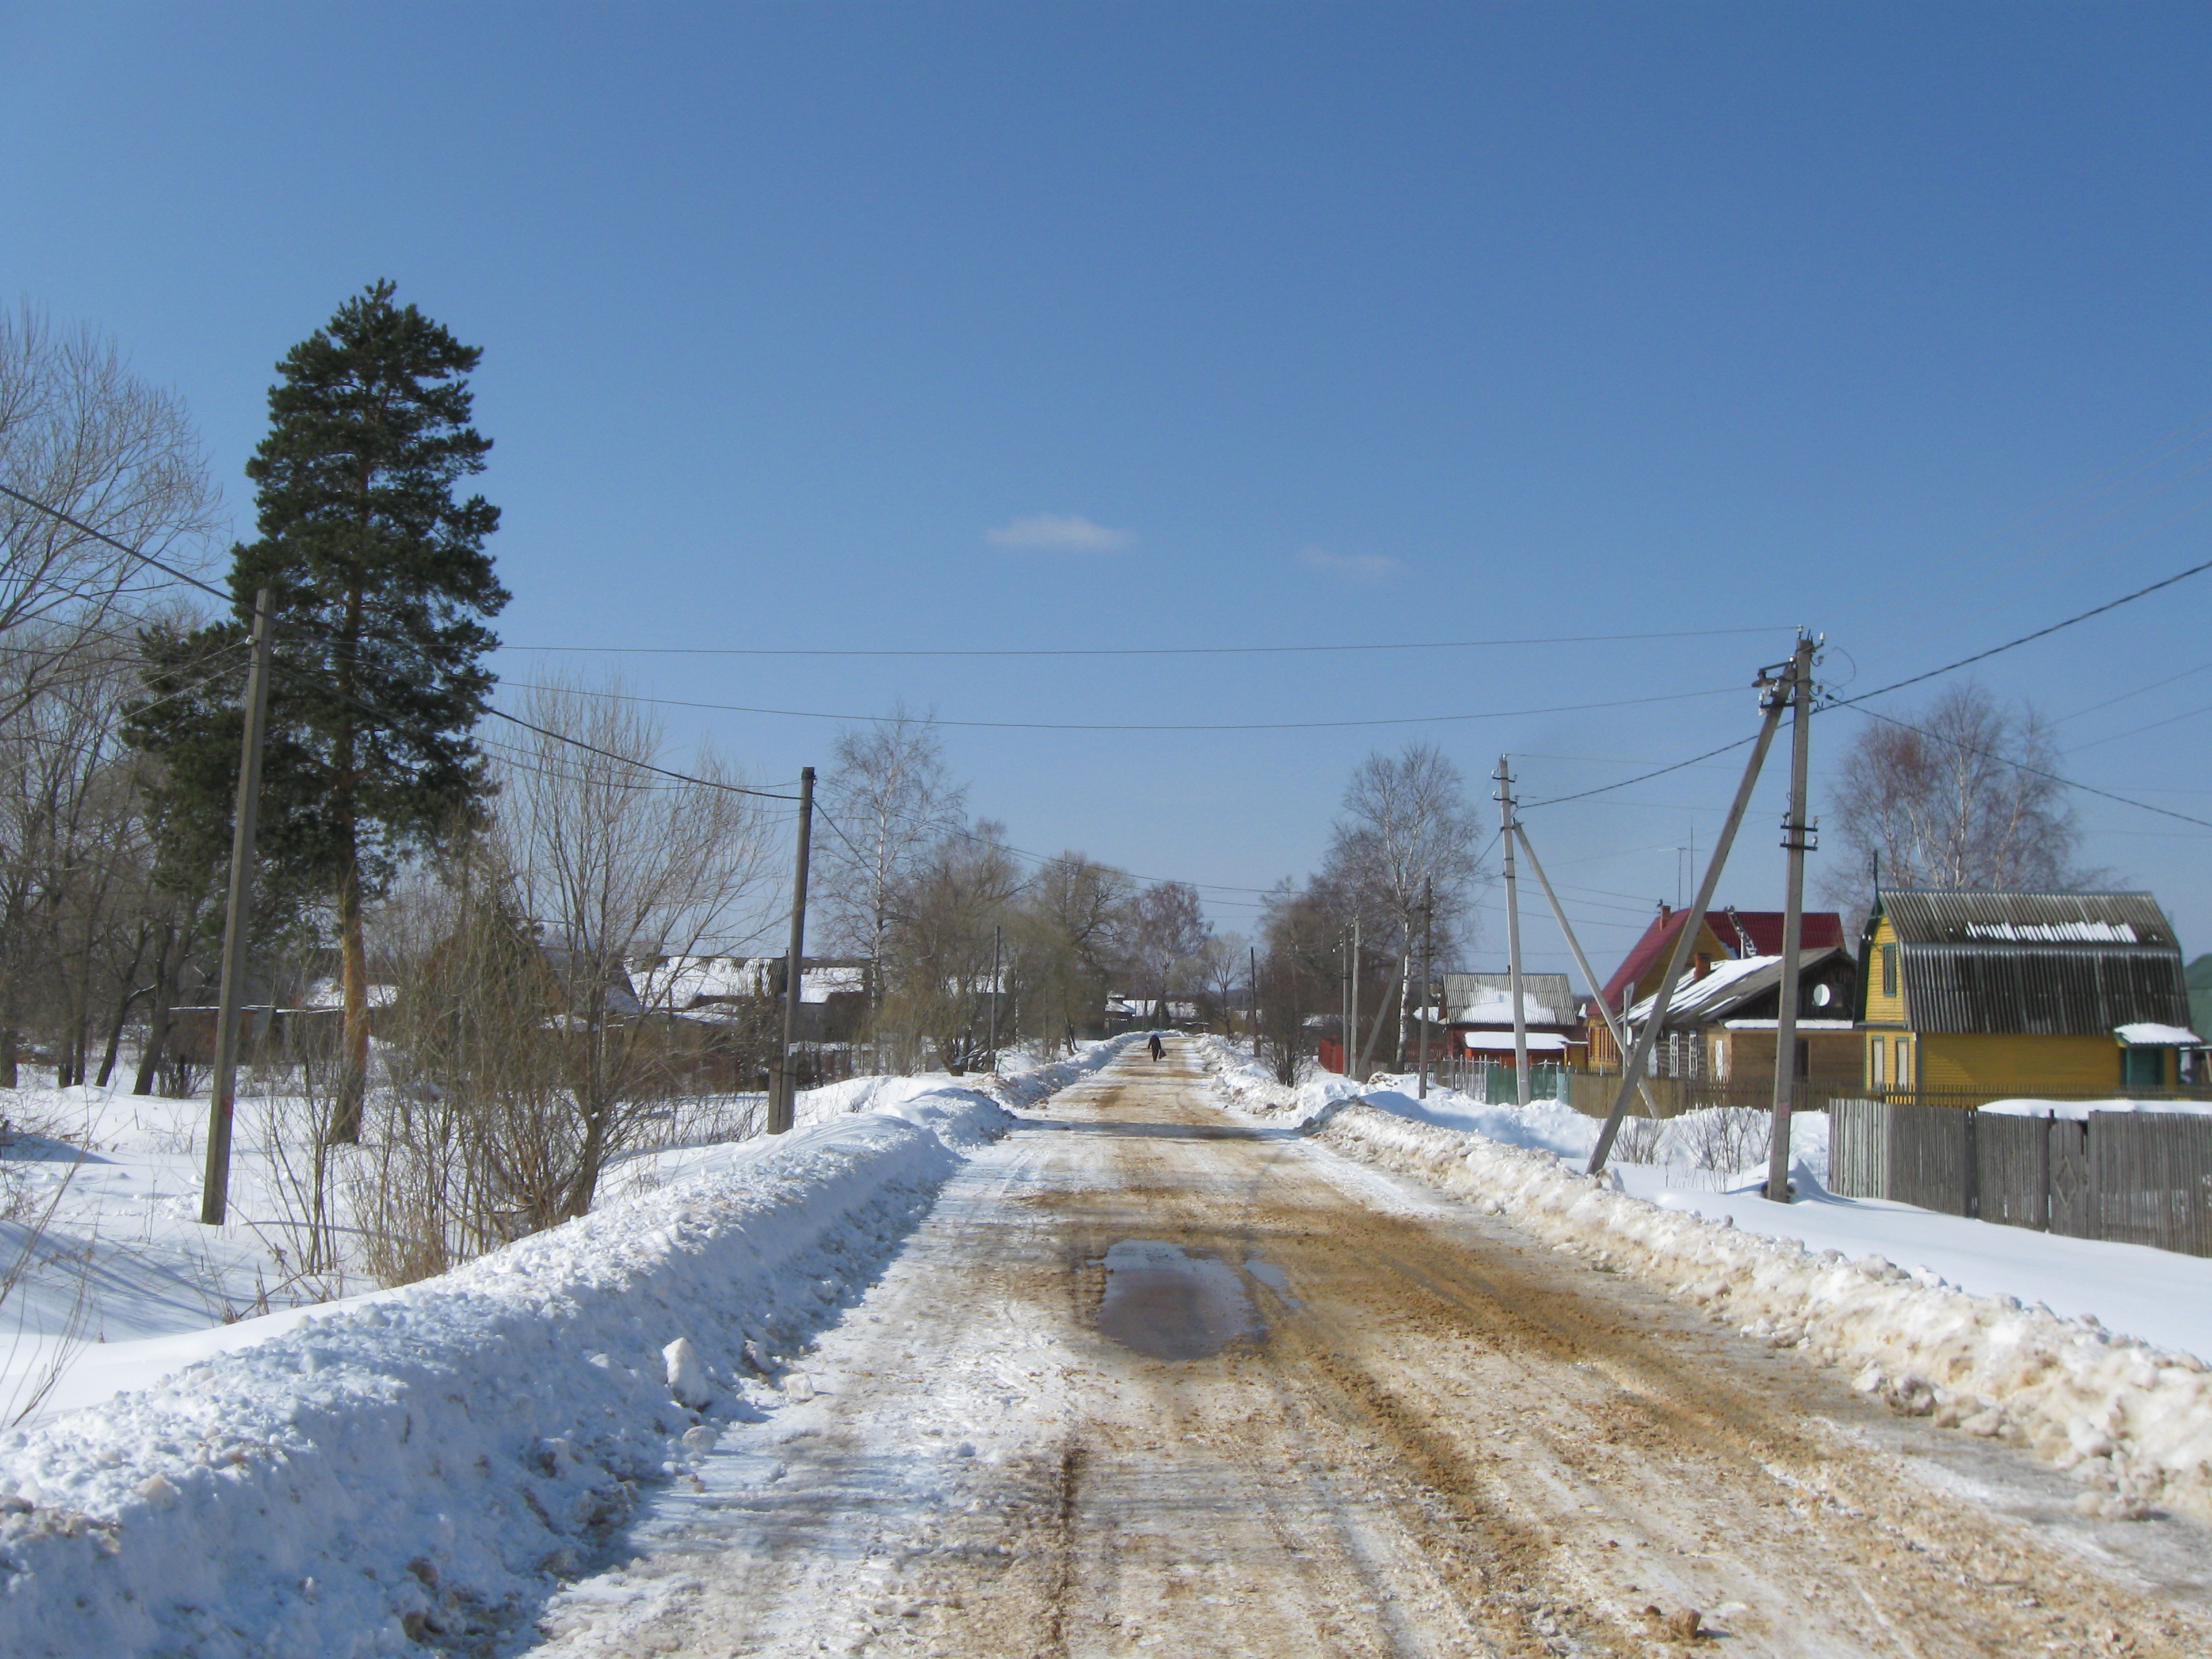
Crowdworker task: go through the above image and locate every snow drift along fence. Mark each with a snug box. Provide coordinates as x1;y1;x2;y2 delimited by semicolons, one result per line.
1831;1098;2212;1257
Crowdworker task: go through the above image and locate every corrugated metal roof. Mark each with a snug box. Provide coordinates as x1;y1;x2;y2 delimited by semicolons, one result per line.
1881;890;2177;948
1900;945;2190;1035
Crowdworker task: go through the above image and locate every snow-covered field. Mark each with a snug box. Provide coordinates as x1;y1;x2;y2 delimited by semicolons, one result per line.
1199;1038;2212;1528
0;1038;1134;1656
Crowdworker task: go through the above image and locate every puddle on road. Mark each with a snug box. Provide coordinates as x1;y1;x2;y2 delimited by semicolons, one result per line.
1243;1257;1300;1309
1097;1241;1262;1359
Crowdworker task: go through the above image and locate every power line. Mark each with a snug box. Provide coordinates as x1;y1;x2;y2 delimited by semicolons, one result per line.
1835;553;2212;710
1838;702;2212;832
497;677;1743;734
1528;553;2212;815
0;482;803;806
497;626;1791;661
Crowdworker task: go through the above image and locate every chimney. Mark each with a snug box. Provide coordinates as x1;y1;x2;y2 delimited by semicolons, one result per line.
1658;901;1672;924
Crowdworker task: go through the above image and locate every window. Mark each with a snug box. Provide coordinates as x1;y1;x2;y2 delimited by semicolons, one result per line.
1895;1038;1912;1090
1881;943;1898;998
1870;1038;1885;1090
1794;1038;1809;1080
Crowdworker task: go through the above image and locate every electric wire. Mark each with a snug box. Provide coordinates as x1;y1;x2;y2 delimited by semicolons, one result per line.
0;483;803;806
495;677;1744;734
497;626;1792;661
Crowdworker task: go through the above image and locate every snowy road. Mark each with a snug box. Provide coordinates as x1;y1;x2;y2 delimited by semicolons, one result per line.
522;1044;2212;1658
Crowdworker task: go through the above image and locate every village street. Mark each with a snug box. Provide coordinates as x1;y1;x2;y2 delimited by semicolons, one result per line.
520;1044;2212;1659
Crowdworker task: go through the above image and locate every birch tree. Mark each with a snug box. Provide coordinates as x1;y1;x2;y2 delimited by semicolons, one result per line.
1316;743;1483;1067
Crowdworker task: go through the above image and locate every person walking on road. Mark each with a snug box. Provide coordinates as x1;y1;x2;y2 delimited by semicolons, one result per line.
1148;1032;1165;1062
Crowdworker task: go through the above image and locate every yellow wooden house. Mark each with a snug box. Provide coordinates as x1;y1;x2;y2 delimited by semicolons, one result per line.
1856;889;2198;1101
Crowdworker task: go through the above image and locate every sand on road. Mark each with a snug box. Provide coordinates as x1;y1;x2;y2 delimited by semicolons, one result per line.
522;1043;2212;1658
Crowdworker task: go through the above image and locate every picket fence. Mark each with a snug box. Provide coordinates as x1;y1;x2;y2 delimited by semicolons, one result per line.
1829;1098;2212;1258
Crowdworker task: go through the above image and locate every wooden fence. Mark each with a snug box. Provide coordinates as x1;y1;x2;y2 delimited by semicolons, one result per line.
1829;1099;2212;1258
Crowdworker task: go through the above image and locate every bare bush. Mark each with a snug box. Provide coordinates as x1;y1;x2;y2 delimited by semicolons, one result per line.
1667;1107;1770;1181
1610;1115;1667;1165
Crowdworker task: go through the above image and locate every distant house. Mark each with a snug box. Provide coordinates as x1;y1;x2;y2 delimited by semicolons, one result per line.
1619;947;1859;1087
1589;903;1846;1068
1856;890;2199;1100
1105;996;1201;1031
1440;972;1586;1065
630;954;870;1042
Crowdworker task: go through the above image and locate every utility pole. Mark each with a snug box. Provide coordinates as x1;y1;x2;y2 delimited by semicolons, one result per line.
768;766;815;1134
1496;756;1530;1107
1767;634;1818;1203
1418;876;1434;1100
1250;943;1260;1059
1588;663;1793;1174
987;922;1002;1073
1336;916;1353;1084
201;590;274;1227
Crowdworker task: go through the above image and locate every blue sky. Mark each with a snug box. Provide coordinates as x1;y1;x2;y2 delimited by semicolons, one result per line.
6;4;2211;975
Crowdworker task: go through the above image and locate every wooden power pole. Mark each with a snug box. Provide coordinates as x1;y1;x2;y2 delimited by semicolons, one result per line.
768;765;815;1135
1767;634;1818;1203
1496;756;1531;1107
1417;876;1434;1101
987;922;1002;1072
201;589;274;1227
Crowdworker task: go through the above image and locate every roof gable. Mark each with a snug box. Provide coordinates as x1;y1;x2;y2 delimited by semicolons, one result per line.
1599;906;1846;1010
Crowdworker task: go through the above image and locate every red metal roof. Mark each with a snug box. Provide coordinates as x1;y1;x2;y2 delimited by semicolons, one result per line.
1598;906;1845;1011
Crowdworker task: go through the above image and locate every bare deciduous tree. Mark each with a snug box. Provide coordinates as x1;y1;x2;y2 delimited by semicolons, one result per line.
1316;743;1483;1066
1822;684;2094;925
494;679;777;1219
0;304;218;725
817;708;966;1011
1123;880;1209;1025
876;820;1021;1072
1008;852;1132;1053
357;676;777;1279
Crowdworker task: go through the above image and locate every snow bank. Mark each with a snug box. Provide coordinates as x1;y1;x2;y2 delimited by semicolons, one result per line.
1195;1041;2212;1526
0;1084;1023;1656
1983;1096;2212;1122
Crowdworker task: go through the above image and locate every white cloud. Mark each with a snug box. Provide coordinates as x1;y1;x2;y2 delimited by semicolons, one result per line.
1298;544;1401;583
985;513;1134;553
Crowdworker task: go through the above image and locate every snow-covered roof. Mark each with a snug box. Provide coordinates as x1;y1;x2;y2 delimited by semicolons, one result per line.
1623;954;1778;1027
1718;1018;1856;1031
1462;1030;1570;1053
1452;985;1569;1027
1983;1096;2212;1121
1967;920;2139;943
2114;1022;2203;1046
302;978;396;1010
634;956;867;1008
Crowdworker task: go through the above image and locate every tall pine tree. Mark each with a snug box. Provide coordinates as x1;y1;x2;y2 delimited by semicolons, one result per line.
132;281;506;1136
